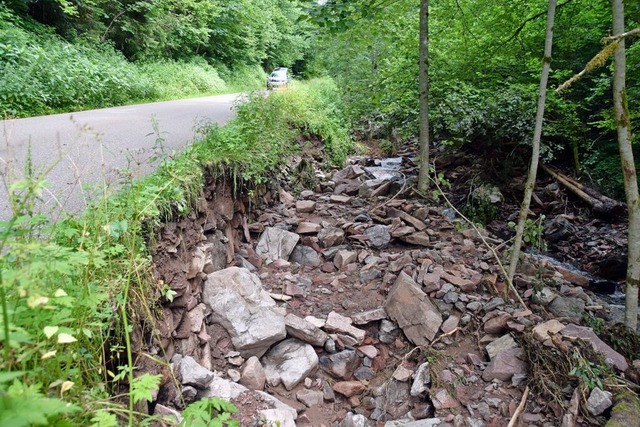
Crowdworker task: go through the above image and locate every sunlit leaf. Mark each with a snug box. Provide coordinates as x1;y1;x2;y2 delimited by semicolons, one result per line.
41;350;57;359
57;333;77;344
60;381;74;395
44;326;59;339
27;295;49;308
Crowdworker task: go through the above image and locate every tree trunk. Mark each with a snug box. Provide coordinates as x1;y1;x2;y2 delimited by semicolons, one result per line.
507;0;557;284
612;0;640;330
417;0;430;193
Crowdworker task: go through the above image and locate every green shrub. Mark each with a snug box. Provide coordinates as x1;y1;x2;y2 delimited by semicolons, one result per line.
139;58;227;99
0;13;155;116
202;78;352;184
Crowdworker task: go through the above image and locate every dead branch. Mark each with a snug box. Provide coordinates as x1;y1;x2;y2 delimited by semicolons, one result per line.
507;386;530;427
541;164;624;217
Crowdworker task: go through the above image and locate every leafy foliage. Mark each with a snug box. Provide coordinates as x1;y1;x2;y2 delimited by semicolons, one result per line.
0;380;80;427
180;398;239;427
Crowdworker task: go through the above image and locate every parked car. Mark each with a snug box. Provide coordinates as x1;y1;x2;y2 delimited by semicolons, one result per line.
266;67;291;89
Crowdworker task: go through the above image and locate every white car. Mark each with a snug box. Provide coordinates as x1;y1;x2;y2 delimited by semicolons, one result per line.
266;68;291;89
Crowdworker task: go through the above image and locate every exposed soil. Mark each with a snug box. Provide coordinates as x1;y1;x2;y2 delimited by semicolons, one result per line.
138;139;640;427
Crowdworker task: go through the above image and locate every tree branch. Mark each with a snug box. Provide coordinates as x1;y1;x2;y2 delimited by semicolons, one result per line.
602;27;640;42
500;0;574;46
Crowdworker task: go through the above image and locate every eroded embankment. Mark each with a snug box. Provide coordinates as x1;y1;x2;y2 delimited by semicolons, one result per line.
132;141;640;427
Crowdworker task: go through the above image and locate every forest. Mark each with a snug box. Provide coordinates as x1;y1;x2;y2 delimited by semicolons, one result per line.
1;0;640;425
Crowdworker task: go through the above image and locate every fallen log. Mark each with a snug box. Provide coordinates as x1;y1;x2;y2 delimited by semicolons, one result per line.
541;164;625;218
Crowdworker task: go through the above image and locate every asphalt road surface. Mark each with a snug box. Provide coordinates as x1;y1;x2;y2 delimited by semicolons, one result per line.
0;93;239;221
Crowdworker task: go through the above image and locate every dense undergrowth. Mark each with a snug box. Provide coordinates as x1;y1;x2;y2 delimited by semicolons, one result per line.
0;79;351;426
0;7;265;118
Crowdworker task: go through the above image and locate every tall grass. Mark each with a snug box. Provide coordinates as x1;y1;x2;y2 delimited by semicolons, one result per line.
0;7;266;118
0;79;352;426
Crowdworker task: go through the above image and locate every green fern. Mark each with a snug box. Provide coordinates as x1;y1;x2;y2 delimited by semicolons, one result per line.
0;380;79;427
180;398;239;427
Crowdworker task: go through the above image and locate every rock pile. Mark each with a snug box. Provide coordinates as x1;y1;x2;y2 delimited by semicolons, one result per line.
144;156;637;426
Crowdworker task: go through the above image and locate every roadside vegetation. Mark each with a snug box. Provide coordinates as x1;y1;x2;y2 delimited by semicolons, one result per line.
0;79;351;426
0;0;313;117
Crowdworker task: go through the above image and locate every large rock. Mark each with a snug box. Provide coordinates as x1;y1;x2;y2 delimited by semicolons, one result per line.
202;267;286;358
262;339;319;390
255;227;300;264
384;272;443;345
560;324;628;371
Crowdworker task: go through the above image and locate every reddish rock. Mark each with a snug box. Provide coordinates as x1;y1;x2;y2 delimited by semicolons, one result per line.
560;324;628;371
296;200;317;214
399;232;430;247
384;272;443;345
239;356;266;390
484;313;511;335
296;222;322;234
333;381;366;397
441;315;460;334
555;265;590;287
482;348;527;382
432;388;459;410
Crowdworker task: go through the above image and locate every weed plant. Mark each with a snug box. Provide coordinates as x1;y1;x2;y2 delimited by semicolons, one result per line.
0;79;352;425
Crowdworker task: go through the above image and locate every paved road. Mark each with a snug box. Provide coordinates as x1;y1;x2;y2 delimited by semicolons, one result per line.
0;93;239;221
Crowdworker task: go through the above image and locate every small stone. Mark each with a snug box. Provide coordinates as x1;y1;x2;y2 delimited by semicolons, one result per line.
296;200;317;213
432;388;459;410
587;387;613;416
297;389;324;407
392;365;413;382
239;356;266;390
482;348;527;382
176;356;214;389
533;319;566;342
334;250;358;270
319;350;360;379
366;225;391;249
352;308;387;325
296;222;322;234
324;311;366;344
358;345;378;359
227;369;241;382
484;313;511;335
486;334;518;361
441;315;460;334
410;362;431;396
483;297;505;312
330;194;352;204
